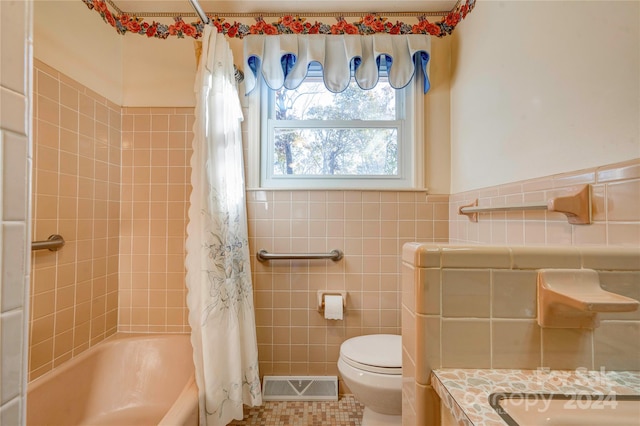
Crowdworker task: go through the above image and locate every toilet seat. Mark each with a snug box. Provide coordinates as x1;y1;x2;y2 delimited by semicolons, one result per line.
340;334;402;375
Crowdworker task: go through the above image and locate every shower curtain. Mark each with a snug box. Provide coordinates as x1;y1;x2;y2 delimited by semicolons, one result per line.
185;25;262;426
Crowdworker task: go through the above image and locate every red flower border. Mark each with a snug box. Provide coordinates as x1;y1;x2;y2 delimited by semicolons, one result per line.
82;0;475;39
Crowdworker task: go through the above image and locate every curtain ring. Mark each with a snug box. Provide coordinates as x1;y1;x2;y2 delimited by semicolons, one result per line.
234;65;244;84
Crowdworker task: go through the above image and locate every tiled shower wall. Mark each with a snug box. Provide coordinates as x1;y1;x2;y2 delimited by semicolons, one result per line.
449;159;640;247
247;191;449;381
1;0;32;422
118;107;193;333
28;73;194;378
29;60;121;380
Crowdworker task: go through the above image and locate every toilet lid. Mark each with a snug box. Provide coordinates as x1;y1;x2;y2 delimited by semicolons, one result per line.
340;334;402;373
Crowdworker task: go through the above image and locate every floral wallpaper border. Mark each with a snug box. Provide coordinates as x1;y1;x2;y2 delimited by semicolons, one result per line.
82;0;475;40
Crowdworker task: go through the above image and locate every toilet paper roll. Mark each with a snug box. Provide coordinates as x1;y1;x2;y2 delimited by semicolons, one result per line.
324;295;343;320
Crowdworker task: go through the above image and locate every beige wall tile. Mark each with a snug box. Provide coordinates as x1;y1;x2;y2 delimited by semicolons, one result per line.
573;222;607;246
593;321;640;370
542;328;593;370
411;161;640;423
53;330;74;361
552;171;596;188
607;180;640;221
441;319;491;368
511;246;581;269
29;338;53;374
491;270;536;318
597;159;640;183
442;269;490;318
441;246;510;269
29;62;121;379
401;305;416;371
118;107;192;333
491;320;541;369
545;221;572;245
403;243;441;268
31;315;54;346
415;314;440;385
414;384;440;426
402;384;417;426
580;247;640;271
248;190;442;374
450;160;640;248
608;223;640;247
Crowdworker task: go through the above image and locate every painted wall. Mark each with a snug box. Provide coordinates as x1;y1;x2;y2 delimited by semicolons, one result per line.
120;36;197;107
423;36;452;194
34;1;123;105
450;1;640;193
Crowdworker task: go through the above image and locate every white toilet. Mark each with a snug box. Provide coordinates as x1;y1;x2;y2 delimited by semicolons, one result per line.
338;334;402;425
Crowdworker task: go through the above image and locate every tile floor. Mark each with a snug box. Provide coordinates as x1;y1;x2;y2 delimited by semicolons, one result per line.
229;395;364;425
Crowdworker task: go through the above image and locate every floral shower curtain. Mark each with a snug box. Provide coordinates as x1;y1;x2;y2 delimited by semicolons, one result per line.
185;25;262;426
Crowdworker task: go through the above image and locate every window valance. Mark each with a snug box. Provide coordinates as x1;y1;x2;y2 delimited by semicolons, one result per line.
243;34;431;95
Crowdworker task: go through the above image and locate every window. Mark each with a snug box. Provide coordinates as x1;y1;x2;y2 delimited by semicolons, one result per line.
254;64;423;189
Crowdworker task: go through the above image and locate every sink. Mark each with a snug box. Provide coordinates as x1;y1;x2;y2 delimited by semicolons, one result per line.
489;393;640;426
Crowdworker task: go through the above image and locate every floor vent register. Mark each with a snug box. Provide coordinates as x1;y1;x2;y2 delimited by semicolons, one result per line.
262;376;338;401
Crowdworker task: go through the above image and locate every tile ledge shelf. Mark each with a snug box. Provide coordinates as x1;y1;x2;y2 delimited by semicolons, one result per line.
431;368;640;426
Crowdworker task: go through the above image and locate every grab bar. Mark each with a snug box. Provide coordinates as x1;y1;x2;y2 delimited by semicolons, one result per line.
458;184;591;225
31;234;65;251
257;249;343;262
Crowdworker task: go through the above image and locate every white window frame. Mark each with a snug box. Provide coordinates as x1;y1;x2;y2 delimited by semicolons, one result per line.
245;68;424;190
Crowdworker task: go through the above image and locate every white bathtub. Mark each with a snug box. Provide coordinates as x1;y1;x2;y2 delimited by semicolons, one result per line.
27;333;198;426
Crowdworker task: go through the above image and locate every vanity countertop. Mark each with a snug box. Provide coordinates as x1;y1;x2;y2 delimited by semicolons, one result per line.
431;368;640;426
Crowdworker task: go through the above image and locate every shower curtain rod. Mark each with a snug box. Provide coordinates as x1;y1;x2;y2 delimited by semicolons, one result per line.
188;0;210;24
189;0;245;83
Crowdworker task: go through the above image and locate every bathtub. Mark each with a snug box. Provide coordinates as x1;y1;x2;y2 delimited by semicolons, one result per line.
27;333;198;426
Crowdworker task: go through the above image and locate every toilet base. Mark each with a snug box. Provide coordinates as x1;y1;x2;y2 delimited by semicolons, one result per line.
361;407;402;426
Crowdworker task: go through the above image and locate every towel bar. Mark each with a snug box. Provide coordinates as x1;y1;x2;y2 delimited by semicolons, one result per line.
458;185;591;225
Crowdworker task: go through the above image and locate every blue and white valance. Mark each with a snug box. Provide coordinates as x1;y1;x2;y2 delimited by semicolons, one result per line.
243;33;431;95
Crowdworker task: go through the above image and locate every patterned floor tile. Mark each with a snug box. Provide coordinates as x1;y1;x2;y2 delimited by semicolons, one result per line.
229;395;364;425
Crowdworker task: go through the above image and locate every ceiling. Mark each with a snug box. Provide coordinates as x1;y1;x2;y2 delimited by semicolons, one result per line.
111;0;458;16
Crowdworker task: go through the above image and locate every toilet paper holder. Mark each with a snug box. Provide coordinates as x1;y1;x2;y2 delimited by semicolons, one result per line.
317;291;347;312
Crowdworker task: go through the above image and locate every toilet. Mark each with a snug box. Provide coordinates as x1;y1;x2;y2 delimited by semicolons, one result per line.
338;334;402;425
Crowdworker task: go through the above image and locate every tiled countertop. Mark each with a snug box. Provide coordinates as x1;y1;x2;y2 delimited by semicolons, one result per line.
431;368;640;426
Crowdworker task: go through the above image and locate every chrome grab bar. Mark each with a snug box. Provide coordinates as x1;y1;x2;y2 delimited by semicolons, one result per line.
257;249;343;262
31;234;65;251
